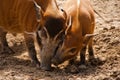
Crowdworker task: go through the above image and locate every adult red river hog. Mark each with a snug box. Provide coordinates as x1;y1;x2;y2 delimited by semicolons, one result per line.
0;0;68;70
36;0;70;70
51;0;96;66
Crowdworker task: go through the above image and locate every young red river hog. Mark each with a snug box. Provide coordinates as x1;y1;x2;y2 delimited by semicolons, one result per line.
51;0;96;66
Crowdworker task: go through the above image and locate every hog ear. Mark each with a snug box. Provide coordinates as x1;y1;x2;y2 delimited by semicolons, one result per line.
83;34;96;46
33;0;43;22
38;27;50;41
65;16;72;35
54;29;65;41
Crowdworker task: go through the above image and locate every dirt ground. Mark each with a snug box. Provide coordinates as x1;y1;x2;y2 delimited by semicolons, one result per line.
0;0;120;80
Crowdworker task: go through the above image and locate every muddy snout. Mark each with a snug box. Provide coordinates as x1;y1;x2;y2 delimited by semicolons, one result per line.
40;50;52;71
40;56;59;70
39;45;57;71
40;62;51;71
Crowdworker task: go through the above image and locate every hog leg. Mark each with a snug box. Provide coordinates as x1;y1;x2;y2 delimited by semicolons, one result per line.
80;46;87;65
88;38;100;65
88;38;95;61
79;34;95;65
24;32;40;68
0;28;14;54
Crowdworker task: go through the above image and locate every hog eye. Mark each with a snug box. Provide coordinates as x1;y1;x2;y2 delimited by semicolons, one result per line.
69;48;77;53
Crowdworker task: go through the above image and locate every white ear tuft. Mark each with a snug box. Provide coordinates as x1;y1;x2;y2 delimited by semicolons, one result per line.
65;16;72;35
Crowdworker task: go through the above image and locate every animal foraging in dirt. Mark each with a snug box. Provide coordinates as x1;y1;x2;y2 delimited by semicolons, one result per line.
52;0;96;66
36;0;71;70
0;0;69;71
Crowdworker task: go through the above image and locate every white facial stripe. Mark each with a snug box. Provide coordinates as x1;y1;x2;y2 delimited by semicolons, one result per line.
37;27;51;43
65;16;72;35
54;29;64;41
32;0;41;9
43;27;50;39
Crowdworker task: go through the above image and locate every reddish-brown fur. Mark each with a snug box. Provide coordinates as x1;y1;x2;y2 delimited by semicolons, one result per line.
0;0;67;70
0;0;41;66
52;0;95;65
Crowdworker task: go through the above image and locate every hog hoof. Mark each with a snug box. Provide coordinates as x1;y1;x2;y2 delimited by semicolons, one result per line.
89;57;106;66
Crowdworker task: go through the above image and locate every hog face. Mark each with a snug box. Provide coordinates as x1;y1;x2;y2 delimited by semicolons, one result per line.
51;33;81;65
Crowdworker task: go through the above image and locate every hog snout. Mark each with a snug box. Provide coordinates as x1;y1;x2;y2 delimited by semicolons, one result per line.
40;63;51;71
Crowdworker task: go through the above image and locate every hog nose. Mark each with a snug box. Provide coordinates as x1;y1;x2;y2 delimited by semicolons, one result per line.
41;66;51;71
40;65;51;71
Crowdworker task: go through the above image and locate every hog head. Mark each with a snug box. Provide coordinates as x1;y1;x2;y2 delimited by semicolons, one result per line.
51;22;95;66
34;0;72;70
